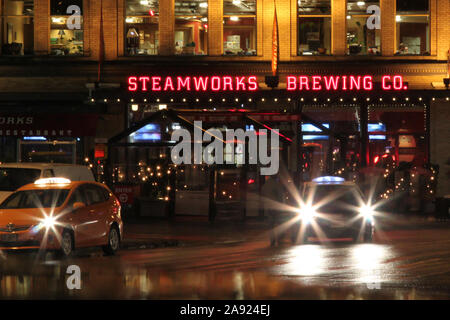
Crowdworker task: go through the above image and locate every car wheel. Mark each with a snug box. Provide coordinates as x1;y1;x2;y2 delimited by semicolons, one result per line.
60;230;74;257
103;225;120;255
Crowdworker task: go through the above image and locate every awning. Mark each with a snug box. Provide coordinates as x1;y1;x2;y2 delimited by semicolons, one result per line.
0;113;99;137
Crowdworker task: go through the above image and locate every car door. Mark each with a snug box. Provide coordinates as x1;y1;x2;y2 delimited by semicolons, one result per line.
81;184;108;245
66;186;92;247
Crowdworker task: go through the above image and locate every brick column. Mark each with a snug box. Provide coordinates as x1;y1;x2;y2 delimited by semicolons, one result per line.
117;0;125;57
159;0;175;55
290;0;297;57
331;0;346;55
436;0;450;60
83;0;91;56
277;0;291;61
89;0;118;61
257;0;264;56
34;0;50;55
262;0;275;60
380;0;395;56
208;0;223;56
103;0;118;60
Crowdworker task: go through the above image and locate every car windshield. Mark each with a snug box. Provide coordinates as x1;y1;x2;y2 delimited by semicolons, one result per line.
0;189;70;209
0;168;41;192
305;185;362;213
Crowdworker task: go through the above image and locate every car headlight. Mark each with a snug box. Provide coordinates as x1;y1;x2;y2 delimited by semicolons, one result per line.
359;205;374;222
33;216;57;232
298;205;317;223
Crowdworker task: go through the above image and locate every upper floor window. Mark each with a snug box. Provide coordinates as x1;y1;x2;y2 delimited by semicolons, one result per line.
175;0;208;55
396;0;430;55
346;0;381;55
50;0;83;56
223;0;256;56
125;0;159;56
298;0;331;56
1;0;34;56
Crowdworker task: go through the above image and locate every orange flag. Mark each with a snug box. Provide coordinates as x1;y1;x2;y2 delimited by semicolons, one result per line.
271;1;279;77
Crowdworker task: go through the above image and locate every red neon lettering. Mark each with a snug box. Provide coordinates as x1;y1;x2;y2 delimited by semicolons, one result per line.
211;76;221;91
299;76;310;90
248;76;258;91
128;77;138;91
287;76;297;90
382;76;391;90
363;76;373;90
342;76;348;90
223;76;233;91
139;76;150;91
152;76;161;91
312;76;322;90
235;77;246;90
349;76;361;90
393;75;403;90
193;77;208;91
177;77;191;91
164;77;175;91
323;76;340;90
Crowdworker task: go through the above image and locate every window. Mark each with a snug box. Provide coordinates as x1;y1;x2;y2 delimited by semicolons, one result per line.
82;185;105;205
298;0;331;55
50;0;84;56
347;1;381;55
1;0;34;55
396;0;430;55
175;0;208;55
223;0;256;56
67;188;86;207
0;189;70;209
125;0;159;56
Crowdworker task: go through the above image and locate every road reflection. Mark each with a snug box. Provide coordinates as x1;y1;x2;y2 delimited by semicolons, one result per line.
0;244;448;299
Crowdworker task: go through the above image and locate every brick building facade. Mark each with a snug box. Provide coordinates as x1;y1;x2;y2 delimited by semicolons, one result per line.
0;0;449;209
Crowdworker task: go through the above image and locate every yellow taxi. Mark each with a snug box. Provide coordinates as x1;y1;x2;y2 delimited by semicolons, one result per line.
0;178;123;256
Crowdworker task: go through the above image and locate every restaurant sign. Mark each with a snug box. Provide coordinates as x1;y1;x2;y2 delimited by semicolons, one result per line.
128;75;407;92
0;114;99;137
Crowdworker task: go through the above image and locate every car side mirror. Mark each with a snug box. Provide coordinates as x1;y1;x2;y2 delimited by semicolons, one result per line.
72;202;86;210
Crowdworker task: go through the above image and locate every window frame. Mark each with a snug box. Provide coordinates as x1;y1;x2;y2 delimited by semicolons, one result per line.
49;0;85;57
1;0;35;56
297;0;332;56
346;0;381;56
395;0;431;56
222;0;257;56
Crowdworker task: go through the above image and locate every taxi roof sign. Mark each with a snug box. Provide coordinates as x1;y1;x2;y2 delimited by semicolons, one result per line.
34;177;71;185
312;176;345;183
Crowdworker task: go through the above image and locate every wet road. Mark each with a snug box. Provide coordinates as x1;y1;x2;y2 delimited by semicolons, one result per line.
0;222;450;299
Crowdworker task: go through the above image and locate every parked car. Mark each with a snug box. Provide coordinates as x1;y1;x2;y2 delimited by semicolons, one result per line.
294;176;375;244
0;163;95;204
0;177;122;256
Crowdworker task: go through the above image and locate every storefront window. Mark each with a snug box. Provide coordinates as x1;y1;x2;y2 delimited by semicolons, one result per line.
50;0;84;56
1;0;34;55
346;1;380;55
396;0;430;55
125;0;159;56
175;0;208;55
298;0;331;55
223;0;256;56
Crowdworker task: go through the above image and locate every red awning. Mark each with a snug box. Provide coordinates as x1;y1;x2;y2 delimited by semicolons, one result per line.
0;114;99;137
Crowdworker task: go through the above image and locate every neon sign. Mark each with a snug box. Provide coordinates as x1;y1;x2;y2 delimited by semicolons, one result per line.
127;75;407;92
128;76;258;92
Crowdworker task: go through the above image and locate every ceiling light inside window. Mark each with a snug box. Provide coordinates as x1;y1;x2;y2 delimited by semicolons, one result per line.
357;1;365;6
230;16;239;21
199;2;208;8
233;0;242;5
